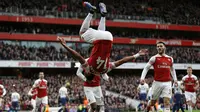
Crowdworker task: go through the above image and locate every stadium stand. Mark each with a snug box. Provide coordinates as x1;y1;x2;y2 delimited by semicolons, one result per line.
1;0;200;25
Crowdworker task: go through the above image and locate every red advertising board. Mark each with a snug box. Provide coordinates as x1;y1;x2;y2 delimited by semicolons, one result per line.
0;33;199;46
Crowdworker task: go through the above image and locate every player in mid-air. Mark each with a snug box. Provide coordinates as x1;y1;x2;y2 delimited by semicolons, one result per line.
140;42;177;112
59;2;113;75
32;72;48;112
76;48;147;112
182;66;199;112
28;87;38;112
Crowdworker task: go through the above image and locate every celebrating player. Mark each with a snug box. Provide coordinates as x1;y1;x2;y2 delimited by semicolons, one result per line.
33;72;48;112
76;48;147;112
59;2;113;75
182;66;199;112
140;42;177;112
28;87;38;112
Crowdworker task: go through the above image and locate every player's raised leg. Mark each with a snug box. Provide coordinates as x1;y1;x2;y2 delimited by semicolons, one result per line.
97;3;107;31
79;2;96;43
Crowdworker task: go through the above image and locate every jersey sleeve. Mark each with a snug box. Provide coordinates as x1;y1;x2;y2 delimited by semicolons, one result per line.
33;80;39;88
76;66;87;81
170;57;177;81
140;56;155;80
28;88;33;96
107;62;115;73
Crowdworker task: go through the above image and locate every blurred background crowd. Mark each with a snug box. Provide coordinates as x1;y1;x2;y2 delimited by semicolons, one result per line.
1;0;200;25
0;73;200;111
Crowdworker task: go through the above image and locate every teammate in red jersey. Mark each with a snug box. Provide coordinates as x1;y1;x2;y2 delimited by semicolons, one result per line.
32;72;48;112
0;83;6;110
140;42;177;112
76;47;147;112
28;87;38;112
182;66;199;112
58;36;147;112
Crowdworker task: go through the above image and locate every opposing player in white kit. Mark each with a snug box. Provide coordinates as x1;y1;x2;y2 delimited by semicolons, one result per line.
182;67;199;112
137;80;149;111
58;84;68;112
33;72;48;112
28;87;38;112
172;81;184;112
137;80;149;101
11;90;20;111
0;83;6;110
140;42;177;112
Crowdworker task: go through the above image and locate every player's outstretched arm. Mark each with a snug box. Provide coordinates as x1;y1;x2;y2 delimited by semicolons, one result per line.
76;66;87;82
113;49;148;67
170;58;177;82
28;88;33;96
58;36;86;65
194;78;199;90
140;56;155;81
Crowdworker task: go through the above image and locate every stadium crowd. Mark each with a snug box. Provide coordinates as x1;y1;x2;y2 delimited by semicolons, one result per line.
0;74;128;111
0;41;199;63
1;0;200;25
0;73;200;111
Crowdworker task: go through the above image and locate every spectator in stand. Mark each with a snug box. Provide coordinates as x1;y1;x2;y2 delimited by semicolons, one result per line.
0;41;199;63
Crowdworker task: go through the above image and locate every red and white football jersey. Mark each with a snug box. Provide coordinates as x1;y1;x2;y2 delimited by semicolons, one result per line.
33;79;47;98
151;54;173;82
182;75;198;92
84;75;101;87
31;88;38;100
87;40;112;74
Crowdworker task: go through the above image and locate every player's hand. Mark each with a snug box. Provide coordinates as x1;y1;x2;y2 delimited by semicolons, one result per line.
138;49;148;56
57;36;66;46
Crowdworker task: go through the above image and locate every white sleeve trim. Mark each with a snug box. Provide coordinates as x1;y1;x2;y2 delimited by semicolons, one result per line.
170;57;177;81
140;56;155;80
76;66;87;82
102;73;109;81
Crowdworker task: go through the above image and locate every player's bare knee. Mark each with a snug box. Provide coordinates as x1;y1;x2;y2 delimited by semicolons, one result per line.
163;97;170;106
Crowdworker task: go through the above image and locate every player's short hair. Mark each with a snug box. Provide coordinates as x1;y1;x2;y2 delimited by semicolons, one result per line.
187;66;192;69
39;72;44;75
156;41;166;47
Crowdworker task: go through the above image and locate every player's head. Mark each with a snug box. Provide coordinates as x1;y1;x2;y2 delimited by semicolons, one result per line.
156;41;166;55
141;80;145;85
39;72;44;79
187;66;193;75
